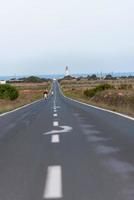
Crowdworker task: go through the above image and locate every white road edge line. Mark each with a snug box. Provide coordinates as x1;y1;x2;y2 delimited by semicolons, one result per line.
53;121;59;126
0;99;42;117
58;83;134;121
44;165;62;199
53;113;58;117
0;84;54;117
51;134;60;143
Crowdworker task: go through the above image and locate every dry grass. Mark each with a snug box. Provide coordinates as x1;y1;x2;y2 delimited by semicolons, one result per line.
0;82;51;114
60;79;134;117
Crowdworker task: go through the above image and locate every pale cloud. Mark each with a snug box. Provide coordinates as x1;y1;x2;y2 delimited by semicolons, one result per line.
0;0;134;75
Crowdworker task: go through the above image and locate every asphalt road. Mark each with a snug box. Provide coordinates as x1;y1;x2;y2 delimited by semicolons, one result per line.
0;80;134;200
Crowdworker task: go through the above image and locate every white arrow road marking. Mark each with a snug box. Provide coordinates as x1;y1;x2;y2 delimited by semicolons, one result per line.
51;134;60;143
53;121;59;127
43;126;72;135
44;165;62;199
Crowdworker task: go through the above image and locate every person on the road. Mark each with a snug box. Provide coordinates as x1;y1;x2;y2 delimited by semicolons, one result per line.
43;90;48;99
51;91;54;95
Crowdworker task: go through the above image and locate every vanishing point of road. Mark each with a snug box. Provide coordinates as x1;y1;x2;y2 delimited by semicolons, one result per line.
0;81;134;200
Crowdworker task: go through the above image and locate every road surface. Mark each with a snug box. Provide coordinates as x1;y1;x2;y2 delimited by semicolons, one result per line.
0;81;134;200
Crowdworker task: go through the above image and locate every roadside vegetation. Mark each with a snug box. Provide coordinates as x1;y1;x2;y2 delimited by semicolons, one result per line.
8;76;51;83
84;84;114;98
0;76;51;114
0;84;19;100
60;75;134;117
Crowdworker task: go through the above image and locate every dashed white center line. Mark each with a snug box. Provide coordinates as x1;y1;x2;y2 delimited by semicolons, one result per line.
44;165;62;199
54;110;57;113
51;134;60;143
53;121;59;126
53;113;58;117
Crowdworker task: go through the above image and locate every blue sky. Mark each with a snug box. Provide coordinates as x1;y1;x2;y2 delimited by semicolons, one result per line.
0;0;134;75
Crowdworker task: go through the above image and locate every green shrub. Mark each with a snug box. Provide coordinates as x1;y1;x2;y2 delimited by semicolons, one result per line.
118;84;132;90
96;84;112;91
84;84;114;98
84;88;96;97
0;84;19;100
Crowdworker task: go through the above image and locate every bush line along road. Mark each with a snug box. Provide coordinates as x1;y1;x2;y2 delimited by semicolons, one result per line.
0;80;134;200
0;81;51;114
60;76;134;117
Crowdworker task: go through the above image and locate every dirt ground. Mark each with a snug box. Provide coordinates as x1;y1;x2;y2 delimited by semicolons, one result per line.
0;82;51;114
60;78;134;117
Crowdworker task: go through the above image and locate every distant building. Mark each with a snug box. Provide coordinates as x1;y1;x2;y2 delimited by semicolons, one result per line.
0;80;6;84
65;66;69;76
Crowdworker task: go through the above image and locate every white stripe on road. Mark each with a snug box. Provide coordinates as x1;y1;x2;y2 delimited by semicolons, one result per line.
51;134;60;143
44;166;62;199
53;121;59;126
54;105;60;109
53;113;58;117
54;110;57;113
0;99;42;117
